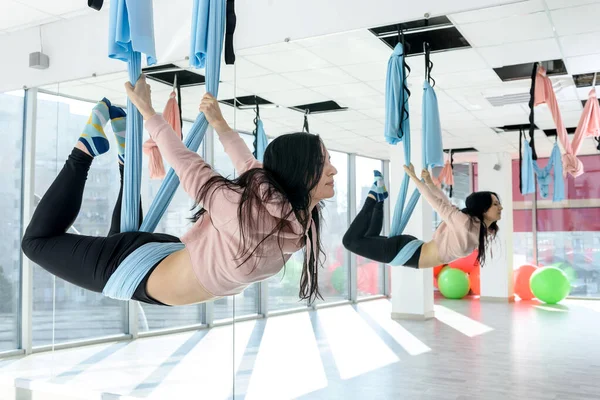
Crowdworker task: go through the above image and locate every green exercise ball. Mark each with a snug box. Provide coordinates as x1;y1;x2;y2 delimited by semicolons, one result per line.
331;267;346;294
437;268;470;299
529;266;571;304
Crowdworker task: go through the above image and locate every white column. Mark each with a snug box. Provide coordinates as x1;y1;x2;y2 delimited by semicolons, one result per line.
477;152;515;302
389;132;435;320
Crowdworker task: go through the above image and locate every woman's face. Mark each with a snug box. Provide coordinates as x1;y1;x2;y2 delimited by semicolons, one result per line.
311;146;338;202
483;194;503;223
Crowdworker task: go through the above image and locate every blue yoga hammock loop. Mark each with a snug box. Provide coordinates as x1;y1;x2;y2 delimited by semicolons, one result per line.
385;42;444;266
107;0;226;234
103;1;227;300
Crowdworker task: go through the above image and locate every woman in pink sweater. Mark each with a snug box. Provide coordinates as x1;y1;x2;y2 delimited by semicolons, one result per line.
343;166;502;269
21;75;337;306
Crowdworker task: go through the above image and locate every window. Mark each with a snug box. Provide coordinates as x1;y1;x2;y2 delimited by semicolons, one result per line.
137;120;205;331
354;156;384;297
0;91;24;352
32;92;127;346
533;155;600;298
474;161;535;271
317;151;349;303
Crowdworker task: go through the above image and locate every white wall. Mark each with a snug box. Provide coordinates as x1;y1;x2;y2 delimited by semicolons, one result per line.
0;0;521;92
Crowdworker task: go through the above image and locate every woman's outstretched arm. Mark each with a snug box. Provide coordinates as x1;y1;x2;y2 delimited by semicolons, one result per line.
125;76;221;207
403;164;458;223
199;94;262;175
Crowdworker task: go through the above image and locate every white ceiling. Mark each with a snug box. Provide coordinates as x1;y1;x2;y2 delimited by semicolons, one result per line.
35;0;600;161
0;0;108;33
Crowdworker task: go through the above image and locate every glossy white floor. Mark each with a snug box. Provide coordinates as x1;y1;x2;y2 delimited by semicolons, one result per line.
1;296;599;400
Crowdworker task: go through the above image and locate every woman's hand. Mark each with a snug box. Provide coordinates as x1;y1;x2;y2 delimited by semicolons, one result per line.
421;168;434;184
403;163;417;179
199;93;229;132
124;74;156;120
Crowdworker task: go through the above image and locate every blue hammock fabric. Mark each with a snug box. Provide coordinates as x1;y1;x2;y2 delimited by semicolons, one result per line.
140;0;226;233
255;119;268;162
103;242;185;300
383;43;424;266
421;81;444;170
108;0;157;66
105;0;225;300
384;43;410;146
108;0;156;233
521;141;565;202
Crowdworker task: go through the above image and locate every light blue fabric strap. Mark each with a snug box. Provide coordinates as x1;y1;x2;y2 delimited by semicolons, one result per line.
102;242;185;300
384;43;410;146
139;0;226;233
108;0;157;65
550;143;565;202
256;119;268;162
422;81;444;169
521;139;536;195
121;52;144;232
389;239;425;266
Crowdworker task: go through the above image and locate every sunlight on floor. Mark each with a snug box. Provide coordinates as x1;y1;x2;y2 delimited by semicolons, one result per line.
434;305;494;337
244;312;328;400
147;323;255;400
358;301;432;356
316;305;399;380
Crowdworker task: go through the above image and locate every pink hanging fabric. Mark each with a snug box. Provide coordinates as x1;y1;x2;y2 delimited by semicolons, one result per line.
432;160;454;188
534;67;587;177
572;88;600;153
143;91;182;179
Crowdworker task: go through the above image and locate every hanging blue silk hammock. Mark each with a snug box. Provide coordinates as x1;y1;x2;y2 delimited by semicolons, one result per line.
386;42;444;267
254;119;268;162
140;0;225;232
109;0;225;233
103;0;226;300
108;0;157;233
521;138;565;202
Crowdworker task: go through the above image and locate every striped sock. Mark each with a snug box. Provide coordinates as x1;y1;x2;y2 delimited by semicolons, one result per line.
109;105;127;164
78;98;110;157
368;170;388;202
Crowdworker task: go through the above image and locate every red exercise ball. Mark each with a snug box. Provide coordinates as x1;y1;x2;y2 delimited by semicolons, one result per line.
449;250;479;274
514;264;538;300
469;267;481;295
434;264;447;277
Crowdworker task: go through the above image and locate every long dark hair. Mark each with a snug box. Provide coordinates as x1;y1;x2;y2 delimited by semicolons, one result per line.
192;132;326;303
460;191;500;267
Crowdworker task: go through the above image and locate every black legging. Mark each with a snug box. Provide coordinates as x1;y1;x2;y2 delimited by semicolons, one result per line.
342;197;421;268
21;148;180;305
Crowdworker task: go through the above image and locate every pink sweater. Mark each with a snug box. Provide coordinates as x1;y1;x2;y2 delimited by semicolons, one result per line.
414;179;480;263
146;114;307;296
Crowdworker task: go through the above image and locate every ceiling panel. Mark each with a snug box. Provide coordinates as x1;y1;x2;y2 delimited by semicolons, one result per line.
312;82;381;100
282;67;357;87
565;54;600;75
545;0;599;9
559;32;600;58
243;49;332;73
449;0;544;25
236;74;303;95
477;38;562;68
340;62;388;83
16;0;90;15
457;12;554;47
0;1;56;31
434;69;502;90
261;88;330;108
550;3;600;36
